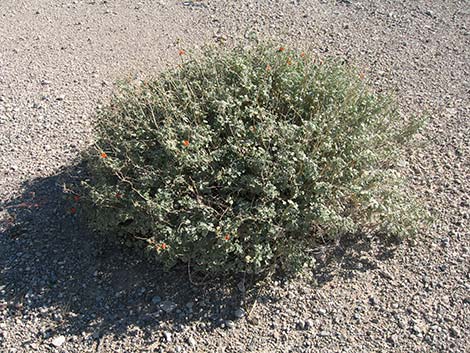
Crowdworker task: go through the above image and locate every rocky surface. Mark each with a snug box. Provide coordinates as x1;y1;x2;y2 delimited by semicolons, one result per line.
0;0;469;352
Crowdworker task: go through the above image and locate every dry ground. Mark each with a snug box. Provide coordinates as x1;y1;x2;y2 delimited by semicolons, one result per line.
0;1;469;352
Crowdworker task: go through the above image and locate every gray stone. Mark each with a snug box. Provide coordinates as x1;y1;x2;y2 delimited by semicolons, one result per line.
160;300;176;313
296;321;305;330
450;326;460;337
379;270;394;281
151;296;162;304
233;307;246;319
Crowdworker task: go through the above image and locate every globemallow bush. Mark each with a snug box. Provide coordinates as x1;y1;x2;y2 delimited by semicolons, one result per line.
82;44;425;275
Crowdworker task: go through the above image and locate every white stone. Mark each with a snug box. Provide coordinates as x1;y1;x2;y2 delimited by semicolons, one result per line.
51;335;66;347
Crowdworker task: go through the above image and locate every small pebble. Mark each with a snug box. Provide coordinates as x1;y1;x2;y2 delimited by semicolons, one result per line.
233;307;245;319
163;331;172;343
188;336;196;347
51;335;65;347
450;326;460;337
160;300;176;313
304;319;314;330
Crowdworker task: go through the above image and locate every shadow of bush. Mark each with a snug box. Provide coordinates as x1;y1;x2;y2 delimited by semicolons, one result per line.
0;163;248;340
0;162;400;341
310;232;400;285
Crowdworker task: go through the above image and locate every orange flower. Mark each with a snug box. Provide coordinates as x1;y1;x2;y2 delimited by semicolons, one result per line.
183;140;190;147
300;52;306;58
266;64;272;72
225;234;230;241
359;71;365;80
178;49;185;56
70;207;76;214
287;58;292;65
100;152;107;159
161;243;167;250
278;47;285;52
73;195;80;202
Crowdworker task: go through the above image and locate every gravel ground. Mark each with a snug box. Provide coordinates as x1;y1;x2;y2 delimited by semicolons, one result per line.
1;0;469;352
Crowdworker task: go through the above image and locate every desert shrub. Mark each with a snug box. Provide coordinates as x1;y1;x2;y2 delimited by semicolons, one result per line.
82;43;424;275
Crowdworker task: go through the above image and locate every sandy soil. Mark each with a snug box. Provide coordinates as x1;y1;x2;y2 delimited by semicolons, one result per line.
0;1;469;352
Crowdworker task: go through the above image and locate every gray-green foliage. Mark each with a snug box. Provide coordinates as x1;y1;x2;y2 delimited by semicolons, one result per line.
82;44;425;274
